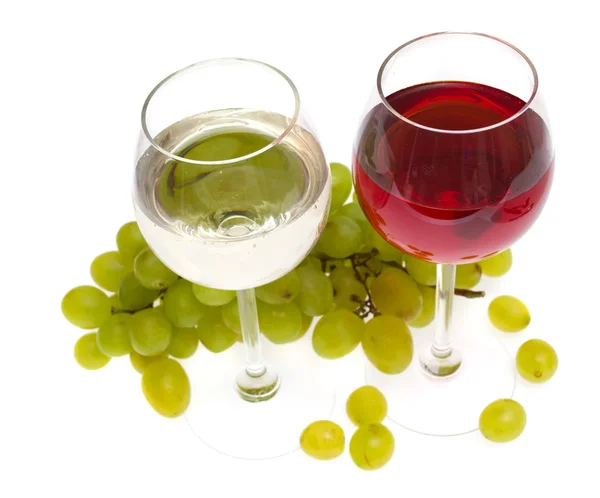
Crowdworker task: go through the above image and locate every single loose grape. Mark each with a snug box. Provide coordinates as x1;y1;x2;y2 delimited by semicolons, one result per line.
90;251;132;292
197;309;238;353
74;333;111;370
297;265;334;317
221;299;241;334
297;312;313;339
516;339;558;383
329;162;353;213
163;280;207;327
142;358;190;418
456;263;481;289
346;386;388;426
350;424;395;470
408;285;435;328
62;285;111;329
488;295;530;332
318;216;364;259
312;309;365;359
133;248;179;290
362;315;413;374
130;308;172;356
480;249;512;277
479;399;526;442
96;313;133;357
404;254;436;286
116;221;148;260
117;273;160;311
167;327;199;359
130;350;168;374
371;268;422;321
255;271;301;305
299;420;345;460
330;266;367;311
258;301;302;344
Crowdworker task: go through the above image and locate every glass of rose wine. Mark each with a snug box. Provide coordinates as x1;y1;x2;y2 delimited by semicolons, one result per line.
133;58;333;458
354;32;554;436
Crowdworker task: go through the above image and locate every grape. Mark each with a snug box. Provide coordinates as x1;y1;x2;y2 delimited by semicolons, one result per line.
133;248;178;290
371;268;422;321
256;271;301;305
299;256;322;272
163;280;207;327
297;265;334;316
221;299;241;334
96;313;132;357
167;327;199;359
197;308;238;353
479;399;526;442
362;315;413;374
456;263;481;289
62;285;111;329
516;339;558;383
74;333;111;370
142;358;190;418
109;293;123;312
365;225;403;262
318;216;364;259
356;257;383;283
258;301;302;344
130;308;172;356
118;273;160;311
329;162;353;213
130;350;168;374
299;420;345;460
329;267;367;311
312;309;364;359
408;285;435;328
346;386;388;426
116;221;148;261
90;251;132;292
480;249;512;277
192;284;235;307
298;312;313;339
350;424;395;470
488;295;530;332
337;202;368;227
404;254;436;286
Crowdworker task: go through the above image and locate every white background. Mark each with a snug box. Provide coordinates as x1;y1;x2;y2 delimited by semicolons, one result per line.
1;0;598;496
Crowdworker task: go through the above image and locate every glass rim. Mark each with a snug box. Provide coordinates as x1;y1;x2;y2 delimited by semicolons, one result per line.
141;57;301;165
376;31;539;135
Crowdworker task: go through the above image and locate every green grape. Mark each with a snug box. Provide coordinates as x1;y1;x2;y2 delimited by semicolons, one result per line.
365;225;403;262
480;249;512;277
109;293;123;312
404;254;436;286
191;284;235;307
163;280;207;327
299;420;345;460
355;257;383;282
142;358;190;418
329;162;353;213
488;295;530;332
408;285;435;328
456;263;482;289
299;256;322;272
337;202;368;226
197;309;238;353
221;299;241;334
362;315;413;374
479;399;526;442
516;339;558;383
130;308;172;356
258;301;302;344
350;424;395;470
117;273;160;311
96;313;133;357
298;312;313;339
346;386;388;426
90;251;132;292
61;285;111;329
297;265;334;316
256;270;301;305
371;268;422;321
167;327;199;359
312;309;365;359
130;350;168;374
74;333;111;370
133;247;179;290
318;216;364;259
116;221;148;260
330;267;367;311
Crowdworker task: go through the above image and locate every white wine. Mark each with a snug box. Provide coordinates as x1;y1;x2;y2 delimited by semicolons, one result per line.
134;109;330;290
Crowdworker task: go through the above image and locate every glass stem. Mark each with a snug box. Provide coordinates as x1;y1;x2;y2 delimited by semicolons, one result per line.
237;288;266;378
432;263;456;359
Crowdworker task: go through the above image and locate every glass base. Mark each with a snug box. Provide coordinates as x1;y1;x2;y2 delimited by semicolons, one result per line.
365;330;516;436
184;336;335;459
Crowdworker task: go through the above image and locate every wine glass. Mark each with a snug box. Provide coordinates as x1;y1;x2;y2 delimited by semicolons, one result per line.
353;32;554;436
133;58;333;458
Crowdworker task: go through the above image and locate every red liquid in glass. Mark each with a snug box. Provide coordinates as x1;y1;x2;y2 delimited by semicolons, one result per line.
354;81;554;263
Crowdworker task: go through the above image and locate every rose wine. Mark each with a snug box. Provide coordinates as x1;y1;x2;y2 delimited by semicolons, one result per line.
134;109;330;290
354;81;554;263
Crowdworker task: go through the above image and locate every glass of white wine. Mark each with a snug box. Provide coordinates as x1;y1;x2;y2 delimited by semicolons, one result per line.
133;58;334;459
